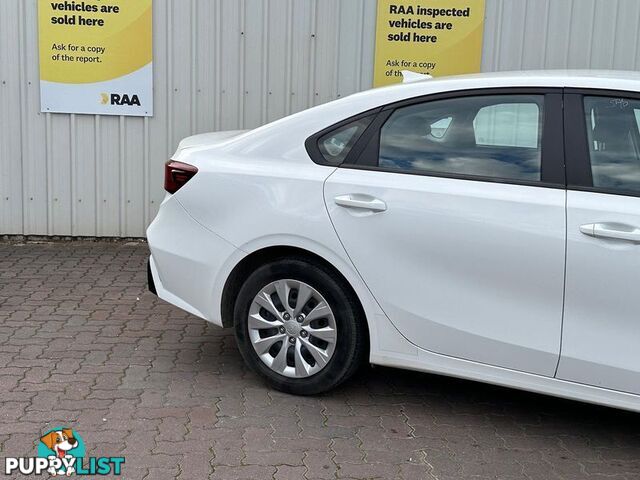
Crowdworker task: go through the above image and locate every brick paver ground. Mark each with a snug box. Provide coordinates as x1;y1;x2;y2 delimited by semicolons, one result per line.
0;240;639;480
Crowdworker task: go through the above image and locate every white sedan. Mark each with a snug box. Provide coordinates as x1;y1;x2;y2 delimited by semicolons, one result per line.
147;70;640;412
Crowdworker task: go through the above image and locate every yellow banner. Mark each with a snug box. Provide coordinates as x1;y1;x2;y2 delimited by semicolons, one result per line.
38;0;153;116
373;0;486;87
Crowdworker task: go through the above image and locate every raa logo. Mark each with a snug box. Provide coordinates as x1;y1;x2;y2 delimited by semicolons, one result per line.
3;426;125;476
100;92;141;106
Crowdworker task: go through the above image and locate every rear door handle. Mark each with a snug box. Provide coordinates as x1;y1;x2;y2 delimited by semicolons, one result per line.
580;223;640;243
334;194;387;212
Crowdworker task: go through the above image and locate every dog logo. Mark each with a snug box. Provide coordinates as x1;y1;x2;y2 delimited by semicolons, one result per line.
38;427;84;476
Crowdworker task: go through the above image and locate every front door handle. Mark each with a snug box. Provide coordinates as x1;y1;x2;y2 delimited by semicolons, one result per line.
334;194;387;212
580;223;640;243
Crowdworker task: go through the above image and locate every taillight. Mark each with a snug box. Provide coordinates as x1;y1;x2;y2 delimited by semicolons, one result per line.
164;160;198;194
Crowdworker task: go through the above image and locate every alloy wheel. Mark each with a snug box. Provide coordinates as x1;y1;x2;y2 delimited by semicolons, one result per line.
247;279;337;378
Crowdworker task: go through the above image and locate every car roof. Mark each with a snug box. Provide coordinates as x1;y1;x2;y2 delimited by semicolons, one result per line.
408;69;640;84
366;69;640;98
218;70;640;159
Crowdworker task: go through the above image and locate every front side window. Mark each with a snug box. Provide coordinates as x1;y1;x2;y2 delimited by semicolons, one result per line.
583;96;640;194
474;103;540;148
429;116;452;139
378;95;544;182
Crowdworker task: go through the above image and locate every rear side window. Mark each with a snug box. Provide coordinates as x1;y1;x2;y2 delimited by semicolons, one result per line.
583;96;640;194
378;95;544;182
317;116;373;165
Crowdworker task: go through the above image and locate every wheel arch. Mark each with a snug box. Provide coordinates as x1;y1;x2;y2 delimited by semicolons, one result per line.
220;246;370;353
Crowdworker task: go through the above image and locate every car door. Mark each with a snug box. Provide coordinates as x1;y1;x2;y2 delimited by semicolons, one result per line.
556;91;640;394
322;89;566;377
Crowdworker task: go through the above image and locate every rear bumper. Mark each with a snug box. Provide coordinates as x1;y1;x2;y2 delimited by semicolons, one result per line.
146;196;240;326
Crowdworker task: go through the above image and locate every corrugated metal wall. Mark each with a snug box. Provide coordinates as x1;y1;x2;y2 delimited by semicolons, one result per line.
2;0;640;237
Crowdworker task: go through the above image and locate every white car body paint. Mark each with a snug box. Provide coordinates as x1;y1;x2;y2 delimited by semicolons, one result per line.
147;71;640;412
558;191;640;395
324;168;566;377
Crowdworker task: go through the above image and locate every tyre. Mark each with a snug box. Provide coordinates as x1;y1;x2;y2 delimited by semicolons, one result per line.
233;257;367;394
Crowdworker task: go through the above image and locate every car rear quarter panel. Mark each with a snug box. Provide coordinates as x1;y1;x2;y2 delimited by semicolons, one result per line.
173;150;387;349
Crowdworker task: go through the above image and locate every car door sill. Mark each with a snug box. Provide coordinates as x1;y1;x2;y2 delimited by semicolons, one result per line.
370;349;640;413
